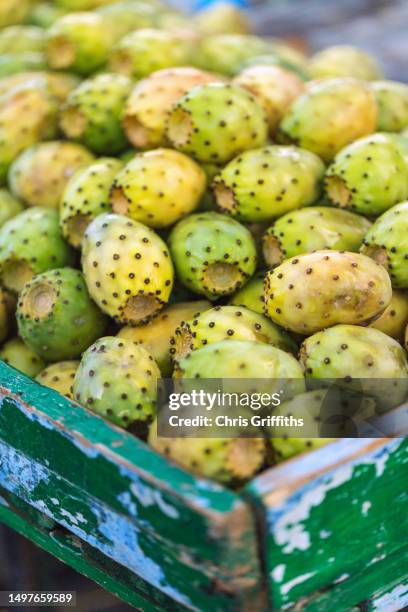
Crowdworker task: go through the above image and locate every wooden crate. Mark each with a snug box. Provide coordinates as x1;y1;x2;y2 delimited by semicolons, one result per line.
0;360;407;611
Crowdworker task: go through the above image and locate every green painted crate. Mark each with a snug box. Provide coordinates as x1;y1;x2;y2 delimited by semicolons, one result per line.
0;360;407;611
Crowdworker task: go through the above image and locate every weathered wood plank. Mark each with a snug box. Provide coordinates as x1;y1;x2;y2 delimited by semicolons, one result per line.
0;486;184;611
0;362;265;611
245;437;408;610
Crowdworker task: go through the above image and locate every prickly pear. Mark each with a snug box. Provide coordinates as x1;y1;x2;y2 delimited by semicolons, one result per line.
372;81;408;132
0;337;45;377
0;189;24;227
309;46;383;81
36;361;79;399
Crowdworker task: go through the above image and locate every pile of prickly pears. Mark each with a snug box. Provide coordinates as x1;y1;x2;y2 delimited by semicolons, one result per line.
0;0;407;487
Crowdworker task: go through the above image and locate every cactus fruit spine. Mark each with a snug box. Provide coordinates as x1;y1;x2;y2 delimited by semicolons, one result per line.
60;157;122;249
325;134;408;216
123;67;218;149
172;305;296;363
36;361;79;399
213;146;325;223
46;12;116;76
0;208;74;293
264;250;392;334
0;189;24;227
82;213;174;325
110;149;206;229
73;336;160;431
17;268;108;361
9;141;94;209
169;212;257;300
279;78;377;163
371;81;408;133
309;46;383;81
60;73;132;155
262;207;372;268
0;337;45;377
233;65;304;135
109;28;192;80
370;290;408;340
361;201;408;288
149;420;266;485
166;83;269;164
118;300;210;376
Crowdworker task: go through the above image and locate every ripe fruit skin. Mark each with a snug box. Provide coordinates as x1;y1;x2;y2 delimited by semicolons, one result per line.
109;28;192;80
172;305;297;363
230;272;265;315
168;212;257;300
0;26;45;55
9;141;94;209
36;360;79;399
370;290;408;340
300;325;408;411
0;337;45;377
360;201;408;288
82;213;174;325
213;145;325;223
0;207;74;293
166;83;269;164
263;207;372;268
0;189;24;227
110;149;206;229
372;81;408;132
264;250;392;335
174;339;304;380
60;157;122;249
309;46;383;81
73;336;160;431
149;420;266;485
60;73;132;155
46;12;115;76
271;390;335;462
0;80;58;184
118;300;210;376
194;33;272;76
17;267;108;361
233;65;304;135
123;67;218;149
325;134;408;216
279;78;377;163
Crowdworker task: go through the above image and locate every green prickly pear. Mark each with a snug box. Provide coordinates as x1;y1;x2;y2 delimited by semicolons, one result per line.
149;419;266;485
230;272;265;315
123;67;218;149
0;337;45;377
81;213;174;325
46;12;116;76
309;46;383;81
118;300;210;376
0;26;45;55
60;73;132;155
0;53;46;79
109;28;192;80
110;149;206;229
325;134;408;216
262;207;371;268
172;305;296;363
371;81;408;133
213;145;325;223
360;201;408;288
73;336;160;431
0;207;74;293
9;141;94;209
0;0;33;28
194;33;272;76
168;212;257;300
36;361;79;400
17;267;108;361
0;189;24;227
264;250;392;334
60;157;122;249
29;2;69;28
369;290;408;340
166;82;269;164
233;65;304;135
96;1;160;40
279;78;377;162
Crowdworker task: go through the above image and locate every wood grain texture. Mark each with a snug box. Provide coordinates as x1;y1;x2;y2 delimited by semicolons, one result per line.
245;437;408;610
0;362;265;611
